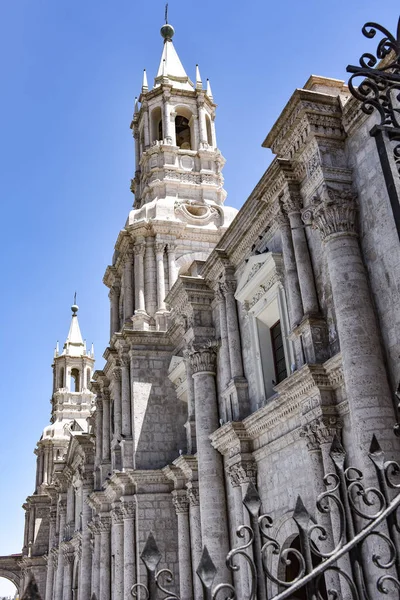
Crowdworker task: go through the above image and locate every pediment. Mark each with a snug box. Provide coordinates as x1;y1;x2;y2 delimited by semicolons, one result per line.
235;252;284;307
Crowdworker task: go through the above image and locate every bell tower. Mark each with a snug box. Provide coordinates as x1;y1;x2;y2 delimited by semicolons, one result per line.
104;19;237;333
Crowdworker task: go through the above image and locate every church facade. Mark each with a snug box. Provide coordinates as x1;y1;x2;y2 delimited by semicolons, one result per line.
3;18;400;600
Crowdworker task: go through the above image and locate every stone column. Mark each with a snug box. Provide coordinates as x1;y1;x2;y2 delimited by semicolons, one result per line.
187;486;202;600
197;101;207;146
99;516;111;600
284;190;319;316
79;478;93;600
215;287;231;392
134;243;146;313
45;509;57;600
183;350;196;454
95;399;103;469
112;368;122;439
123;248;134;321
189;345;230;582
222;279;244;379
134;130;140;171
62;550;74;600
109;283;120;339
163;94;173;144
172;491;193;600
121;500;136;599
102;391;111;464
111;507;124;600
143;104;150;148
306;189;398;466
55;501;67;600
120;354;133;469
167;242;178;289
90;519;101;600
155;242;166;311
226;467;250;600
144;238;157;317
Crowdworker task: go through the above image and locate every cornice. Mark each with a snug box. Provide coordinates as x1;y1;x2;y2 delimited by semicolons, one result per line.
209;422;252;456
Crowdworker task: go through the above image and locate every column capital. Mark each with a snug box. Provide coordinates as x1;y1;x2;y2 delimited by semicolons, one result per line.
302;187;358;242
98;515;112;532
167;242;177;254
62;545;75;564
121;500;135;519
155;242;166;255
187;485;200;507
133;242;146;256
109;283;121;298
111;506;124;524
300;416;343;451
221;279;237;296
172;490;190;514
112;367;122;382
227;460;257;487
274;206;290;229
188;342;218;375
282;189;303;214
119;353;130;368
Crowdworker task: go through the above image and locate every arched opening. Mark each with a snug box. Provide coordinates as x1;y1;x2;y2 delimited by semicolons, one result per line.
70;369;80;392
205;114;213;146
59;367;65;389
0;577;18;600
284;536;328;599
175;115;191;149
151;107;163;143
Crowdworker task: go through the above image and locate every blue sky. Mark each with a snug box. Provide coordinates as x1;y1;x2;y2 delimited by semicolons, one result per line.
0;0;398;594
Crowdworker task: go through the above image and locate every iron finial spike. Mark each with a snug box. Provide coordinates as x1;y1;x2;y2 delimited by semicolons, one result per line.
74;291;77;305
165;3;168;24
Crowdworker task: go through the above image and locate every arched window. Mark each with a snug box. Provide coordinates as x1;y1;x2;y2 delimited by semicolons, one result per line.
59;367;65;388
205;114;213;146
151;107;163;142
70;369;80;392
175;115;191;149
86;368;91;387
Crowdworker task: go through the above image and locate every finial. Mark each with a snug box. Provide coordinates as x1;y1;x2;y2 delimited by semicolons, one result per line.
195;64;203;90
71;292;79;316
142;70;148;93
160;4;175;42
134;96;139;114
206;78;213;101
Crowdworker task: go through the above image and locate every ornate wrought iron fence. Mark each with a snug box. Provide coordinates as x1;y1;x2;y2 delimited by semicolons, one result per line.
133;433;400;599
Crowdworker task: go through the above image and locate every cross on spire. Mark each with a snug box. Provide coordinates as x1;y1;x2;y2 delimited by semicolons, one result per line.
165;3;168;24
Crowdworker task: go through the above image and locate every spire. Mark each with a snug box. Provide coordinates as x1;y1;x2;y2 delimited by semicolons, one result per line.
62;300;85;357
142;70;148;93
155;22;194;91
206;78;213;101
195;64;203;90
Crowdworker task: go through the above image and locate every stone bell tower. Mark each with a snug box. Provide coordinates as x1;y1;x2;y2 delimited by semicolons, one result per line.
104;19;237;333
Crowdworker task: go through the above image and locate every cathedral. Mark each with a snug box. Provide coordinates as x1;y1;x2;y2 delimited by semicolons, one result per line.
2;15;400;600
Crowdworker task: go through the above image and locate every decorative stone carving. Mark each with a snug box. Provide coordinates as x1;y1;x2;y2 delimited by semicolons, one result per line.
188;343;218;375
300;416;343;451
172;491;190;514
302;187;358;242
227;461;257;487
121;501;135;519
133;243;146;257
111;507;124;525
187;486;200;507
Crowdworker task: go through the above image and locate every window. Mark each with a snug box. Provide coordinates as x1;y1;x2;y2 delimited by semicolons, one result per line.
70;368;80;392
270;320;287;383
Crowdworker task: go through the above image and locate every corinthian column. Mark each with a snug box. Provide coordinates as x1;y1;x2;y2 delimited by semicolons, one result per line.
121;499;136;599
221;279;244;379
109;283;120;339
167;242;178;289
55;501;66;600
172;491;193;600
144;238;157;317
123;248;134;321
62;549;74;600
134;243;146;313
79;476;93;600
45;509;57;600
120;354;133;469
304;188;398;467
99;515;111;600
187;486;202;600
163;93;173;144
89;518;101;600
214;287;231;394
112;368;122;440
102;390;111;464
155;242;166;311
284;189;319;315
111;507;124;600
189;345;230;582
95;398;103;470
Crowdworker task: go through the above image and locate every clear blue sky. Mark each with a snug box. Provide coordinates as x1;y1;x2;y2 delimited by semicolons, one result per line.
0;0;398;594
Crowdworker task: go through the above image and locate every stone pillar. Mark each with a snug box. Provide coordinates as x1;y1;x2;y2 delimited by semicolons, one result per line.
172;491;193;600
144;238;157;317
189;345;230;582
155;242;166;311
187;486;202;600
143;104;150;148
215;287;231;392
222;279;244;379
275;209;303;327
197;101;207;146
121;500;136;599
95;399;103;468
62;550;74;600
55;502;67;600
120;355;133;469
163;94;172;144
306;189;398;465
134;243;146;313
79;479;93;600
284;190;319;316
45;509;57;600
109;284;120;339
90;519;101;600
167;242;178;289
112;368;122;439
226;467;250;600
123;248;134;322
111;507;124;600
183;351;196;454
134;130;140;171
99;516;111;600
102;391;111;464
